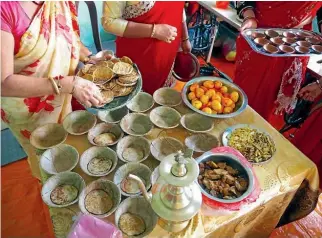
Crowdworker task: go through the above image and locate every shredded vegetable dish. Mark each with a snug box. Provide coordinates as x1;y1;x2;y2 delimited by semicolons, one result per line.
228;127;276;163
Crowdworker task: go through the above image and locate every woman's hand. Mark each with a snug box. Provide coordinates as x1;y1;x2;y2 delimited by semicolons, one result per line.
72;76;104;108
298;81;322;102
153;24;177;43
241;18;258;31
181;39;192;53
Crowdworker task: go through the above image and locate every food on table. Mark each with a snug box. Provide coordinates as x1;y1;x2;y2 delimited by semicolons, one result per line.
121;176;146;194
93;132;117;146
87;157;113;175
50;184;78;205
228;127;276;163
71;121;92;134
78;56;138;107
198;161;249;200
85;189;113;215
122;147;144;162
188;80;241;115
119;212;146;236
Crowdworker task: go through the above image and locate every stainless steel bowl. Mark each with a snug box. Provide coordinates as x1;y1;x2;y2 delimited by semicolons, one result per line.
182;76;248;118
195;152;254;203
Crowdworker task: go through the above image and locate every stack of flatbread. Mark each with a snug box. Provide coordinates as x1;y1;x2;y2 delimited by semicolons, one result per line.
77;56;138;106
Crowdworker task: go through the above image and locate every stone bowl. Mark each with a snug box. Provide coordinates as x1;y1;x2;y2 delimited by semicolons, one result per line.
87;122;124;147
185;133;220;153
149;106;181;129
97;106;129;124
116;135;150;163
127;92;154;113
180;113;214;133
153;87;182;107
63;111;97;135
120;113;153;136
150;137;184;161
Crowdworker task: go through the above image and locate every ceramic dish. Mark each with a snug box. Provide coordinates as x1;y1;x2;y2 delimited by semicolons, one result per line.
113;162;152;197
150;166;160;185
63;111;97;135
88;122;124;147
153;87;182;107
185;133;219;153
172;52;200;82
150;137;184;161
97;106;129;124
80;146;118;177
149;106;181;129
180;113;214;133
40;144;79;175
115;196;158;238
78;179;121;218
116;135;150;163
222;124;276;164
120;113;153;136
30;123;68;150
126;92;154;113
41;171;85;208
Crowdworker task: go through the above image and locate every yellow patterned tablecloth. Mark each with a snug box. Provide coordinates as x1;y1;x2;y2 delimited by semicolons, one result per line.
39;105;319;238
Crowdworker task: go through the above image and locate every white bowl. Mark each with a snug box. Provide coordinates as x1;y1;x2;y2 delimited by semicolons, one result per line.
88;122;124;146
180;113;214;133
113;162;152;197
80;146;118;177
115;196;158;238
78;178;121;218
97;106;129;124
149;106;181;129
150;137;184;161
185;133;219;153
40;144;79;175
153;87;182;107
116;135;150;163
30;123;68;150
120;113;153;136
127;92;154;113
63;111;97;135
41;171;85;208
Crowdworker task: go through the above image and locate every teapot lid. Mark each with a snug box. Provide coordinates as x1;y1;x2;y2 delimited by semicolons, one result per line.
159;150;199;187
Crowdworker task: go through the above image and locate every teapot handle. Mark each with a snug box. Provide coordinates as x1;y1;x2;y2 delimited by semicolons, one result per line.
128;174;152;203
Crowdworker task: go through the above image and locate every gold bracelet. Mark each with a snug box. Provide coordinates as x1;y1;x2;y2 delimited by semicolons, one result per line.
151;24;156;38
49;77;60;95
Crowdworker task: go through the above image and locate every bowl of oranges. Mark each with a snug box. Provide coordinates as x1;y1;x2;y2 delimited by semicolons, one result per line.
182;77;248;118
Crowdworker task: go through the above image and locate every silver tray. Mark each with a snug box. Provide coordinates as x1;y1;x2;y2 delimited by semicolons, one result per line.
87;64;142;114
222;124;276;164
242;28;322;57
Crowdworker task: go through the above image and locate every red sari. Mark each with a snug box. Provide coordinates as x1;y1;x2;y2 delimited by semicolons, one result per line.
234;2;322;168
116;1;184;94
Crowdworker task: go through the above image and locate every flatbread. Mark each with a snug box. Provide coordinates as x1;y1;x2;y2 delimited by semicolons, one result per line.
116;78;137;87
87;157;113;174
121;176;146;194
120;56;133;65
82;64;95;74
101;90;114;104
85;189;113;215
100;79;117;91
50;184;78;205
118;71;139;84
122;147;144;162
112;84;135;97
113;62;133;75
119;213;146;236
93;67;114;84
95;61;109;67
93;132;117;146
82;74;94;82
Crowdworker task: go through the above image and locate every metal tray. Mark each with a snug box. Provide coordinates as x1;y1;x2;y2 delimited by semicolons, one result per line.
241;28;322;57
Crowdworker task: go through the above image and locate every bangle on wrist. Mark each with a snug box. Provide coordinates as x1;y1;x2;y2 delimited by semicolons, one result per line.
182;37;189;42
49;77;60;95
243;16;257;23
83;53;93;64
151;24;156;38
316;79;322;91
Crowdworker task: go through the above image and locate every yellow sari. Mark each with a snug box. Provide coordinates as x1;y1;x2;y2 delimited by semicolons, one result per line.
1;1;80;179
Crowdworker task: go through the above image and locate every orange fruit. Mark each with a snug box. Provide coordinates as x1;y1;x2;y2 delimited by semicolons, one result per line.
222;98;234;107
231;103;236;109
223;106;233;114
188;92;196;101
214;81;223;89
223;92;230;98
200;95;210;105
211;100;222;112
202;107;212;114
230;91;239;103
220;86;228;93
195;88;205;98
216;92;223;98
217;107;224;114
212;110;217;114
190;83;199;92
200;86;208;93
192;100;202;109
205;89;216;98
203;80;215;89
211;94;222;103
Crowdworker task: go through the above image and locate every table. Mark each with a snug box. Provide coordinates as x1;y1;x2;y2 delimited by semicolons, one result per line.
40;103;319;238
198;1;322;76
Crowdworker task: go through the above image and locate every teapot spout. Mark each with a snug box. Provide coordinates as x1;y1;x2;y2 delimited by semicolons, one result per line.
128;174;152;203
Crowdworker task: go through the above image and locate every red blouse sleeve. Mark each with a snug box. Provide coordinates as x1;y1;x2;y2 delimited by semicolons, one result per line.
1;1;16;33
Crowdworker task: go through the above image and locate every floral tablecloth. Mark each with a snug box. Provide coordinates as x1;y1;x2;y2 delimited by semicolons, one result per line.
39;105;319;238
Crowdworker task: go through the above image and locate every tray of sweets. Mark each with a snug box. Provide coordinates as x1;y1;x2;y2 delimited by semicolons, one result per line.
241;28;322;57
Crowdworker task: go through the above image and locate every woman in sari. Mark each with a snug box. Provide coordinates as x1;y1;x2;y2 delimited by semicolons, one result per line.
1;1;104;179
235;2;322;167
101;1;191;94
